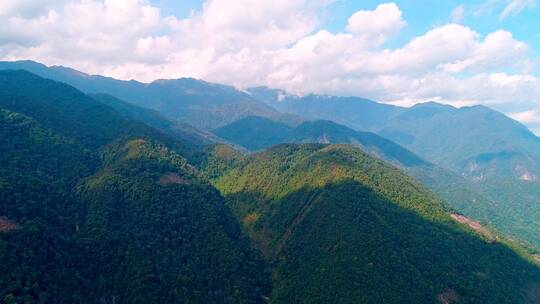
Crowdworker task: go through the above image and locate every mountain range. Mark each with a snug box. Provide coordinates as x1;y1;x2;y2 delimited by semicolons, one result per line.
0;60;299;130
1;61;539;303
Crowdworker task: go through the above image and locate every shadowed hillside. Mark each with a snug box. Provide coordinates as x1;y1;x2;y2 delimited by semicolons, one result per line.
210;144;540;303
0;71;270;303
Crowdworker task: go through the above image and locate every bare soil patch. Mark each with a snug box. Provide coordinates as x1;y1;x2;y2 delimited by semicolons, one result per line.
159;173;190;186
437;289;458;304
0;216;20;233
451;214;495;241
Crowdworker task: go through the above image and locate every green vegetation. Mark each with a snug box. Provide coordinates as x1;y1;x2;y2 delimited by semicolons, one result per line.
91;93;220;146
214;116;511;252
3;61;539;253
211;144;540;303
75;139;270;304
0;71;270;303
378;103;540;250
214;116;427;167
1;68;540;304
247;89;540;252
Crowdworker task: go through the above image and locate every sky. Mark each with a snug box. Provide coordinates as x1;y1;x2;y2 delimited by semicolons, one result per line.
1;0;540;134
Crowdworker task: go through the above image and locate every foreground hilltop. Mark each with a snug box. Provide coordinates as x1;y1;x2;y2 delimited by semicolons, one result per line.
209;143;540;303
0;70;270;303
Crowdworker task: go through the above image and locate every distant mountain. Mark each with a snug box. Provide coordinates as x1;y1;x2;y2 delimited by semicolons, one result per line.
214;116;427;167
378;102;540;249
249;87;540;250
90;93;220;146
208;143;540;303
0;70;270;303
247;87;402;130
378;102;540;173
0;60;299;129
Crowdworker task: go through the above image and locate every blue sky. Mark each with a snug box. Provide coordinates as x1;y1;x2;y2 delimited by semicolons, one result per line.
151;0;540;54
1;0;540;133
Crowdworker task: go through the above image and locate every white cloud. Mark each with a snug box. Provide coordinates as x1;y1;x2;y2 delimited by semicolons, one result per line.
346;2;406;47
265;23;533;99
0;0;539;132
508;109;540;123
508;109;540;135
0;0;67;17
439;30;528;73
500;0;537;20
450;5;465;23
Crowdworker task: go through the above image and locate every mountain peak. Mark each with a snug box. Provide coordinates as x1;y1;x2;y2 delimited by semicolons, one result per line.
411;101;456;110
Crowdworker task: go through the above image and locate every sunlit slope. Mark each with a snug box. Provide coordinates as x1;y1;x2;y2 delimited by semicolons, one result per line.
212;144;540;304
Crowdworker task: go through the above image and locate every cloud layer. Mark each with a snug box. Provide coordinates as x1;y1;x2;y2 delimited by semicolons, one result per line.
0;0;539;133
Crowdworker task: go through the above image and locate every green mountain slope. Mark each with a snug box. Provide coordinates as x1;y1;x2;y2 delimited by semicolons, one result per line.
0;108;98;303
214;116;504;239
0;71;270;303
248;88;540;251
90;93;220;146
76;139;270;304
2;67;540;303
214;116;427;167
378;103;540;249
211;144;540;303
0;70;162;149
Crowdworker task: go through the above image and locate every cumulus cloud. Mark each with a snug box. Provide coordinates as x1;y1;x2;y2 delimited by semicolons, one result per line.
265;23;534;104
346;2;406;47
0;0;539;132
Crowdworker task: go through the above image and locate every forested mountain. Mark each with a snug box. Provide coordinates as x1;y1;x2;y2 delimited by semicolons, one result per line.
214;116;509;246
214;116;427;166
0;60;298;129
90;93;220;146
208;143;540;303
0;70;270;303
248;87;540;251
1;66;540;303
379;102;540;250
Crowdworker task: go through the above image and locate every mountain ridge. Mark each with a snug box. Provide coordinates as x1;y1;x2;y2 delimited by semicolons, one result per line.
245;86;540;251
210;143;540;303
0;60;300;129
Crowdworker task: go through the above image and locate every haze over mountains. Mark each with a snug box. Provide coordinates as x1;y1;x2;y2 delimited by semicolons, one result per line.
1;61;540;303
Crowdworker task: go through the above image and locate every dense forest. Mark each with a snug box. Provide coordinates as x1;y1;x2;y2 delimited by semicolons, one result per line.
0;69;539;303
0;71;270;303
245;88;540;252
210;144;540;303
4;61;539;253
214;116;518;256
